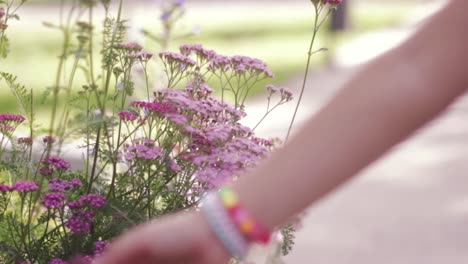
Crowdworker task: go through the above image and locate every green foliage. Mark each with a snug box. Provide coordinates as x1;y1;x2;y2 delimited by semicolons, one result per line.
0;72;34;124
280;224;296;256
101;17;126;69
0;35;9;59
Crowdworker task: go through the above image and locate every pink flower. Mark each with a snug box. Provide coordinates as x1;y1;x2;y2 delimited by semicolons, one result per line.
17;137;33;145
323;0;343;4
42;193;66;209
12;181;39;193
65;210;95;234
118;111;138;122
49;259;68;264
0;183;11;192
68;194;107;209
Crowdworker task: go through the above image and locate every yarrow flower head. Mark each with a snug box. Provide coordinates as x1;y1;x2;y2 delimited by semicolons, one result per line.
0;183;11;192
0;114;25;133
49;259;68;264
312;0;343;7
123;138;163;162
13;181;39;193
323;0;343;4
39;156;71;175
118;111;138;122
115;42;143;52
0;113;25;124
48;178;82;192
43;135;56;144
65;210;95;234
68;194;107;209
42;193;66;209
93;241;110;257
17;137;33;145
159;51;197;73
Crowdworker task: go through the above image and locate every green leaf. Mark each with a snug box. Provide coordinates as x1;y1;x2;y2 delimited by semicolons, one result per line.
8;14;20;21
0;35;9;59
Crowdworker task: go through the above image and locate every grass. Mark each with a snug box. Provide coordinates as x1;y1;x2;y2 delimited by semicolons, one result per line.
0;1;416;116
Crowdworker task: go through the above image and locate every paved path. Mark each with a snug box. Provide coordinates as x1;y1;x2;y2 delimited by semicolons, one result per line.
247;67;468;263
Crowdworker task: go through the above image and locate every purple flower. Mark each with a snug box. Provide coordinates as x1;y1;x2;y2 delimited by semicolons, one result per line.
17;137;33;145
115;42;143;51
118;111;138;122
0;113;25;124
0;183;11;192
160;11;170;22
174;0;186;6
159;51;197;72
65;210;95;234
43;136;56;144
93;241;110;257
12;181;39;193
323;0;343;4
42;193;66;209
71;178;83;188
49;258;68;264
68;194;107;209
123;138;163;162
48;178;81;192
41;156;71;171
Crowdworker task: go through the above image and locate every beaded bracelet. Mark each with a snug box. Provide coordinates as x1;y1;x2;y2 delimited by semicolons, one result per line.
201;192;249;259
219;187;271;244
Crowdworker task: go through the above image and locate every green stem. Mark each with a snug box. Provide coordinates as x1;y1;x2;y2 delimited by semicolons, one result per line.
285;4;321;143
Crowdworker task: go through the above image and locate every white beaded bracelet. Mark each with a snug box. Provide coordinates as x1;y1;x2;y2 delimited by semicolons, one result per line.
201;192;250;259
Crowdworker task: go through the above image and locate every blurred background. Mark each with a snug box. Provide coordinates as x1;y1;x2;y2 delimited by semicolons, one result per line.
2;0;468;263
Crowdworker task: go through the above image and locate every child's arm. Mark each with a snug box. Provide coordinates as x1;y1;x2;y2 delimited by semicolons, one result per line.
96;1;468;263
234;0;468;229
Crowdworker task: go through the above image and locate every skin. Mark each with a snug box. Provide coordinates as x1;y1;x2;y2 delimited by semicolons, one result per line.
96;0;468;263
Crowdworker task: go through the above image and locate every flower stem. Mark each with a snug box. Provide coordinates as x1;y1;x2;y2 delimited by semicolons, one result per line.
285;4;321;143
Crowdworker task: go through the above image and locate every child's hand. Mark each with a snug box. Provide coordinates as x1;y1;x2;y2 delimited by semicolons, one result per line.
95;211;231;264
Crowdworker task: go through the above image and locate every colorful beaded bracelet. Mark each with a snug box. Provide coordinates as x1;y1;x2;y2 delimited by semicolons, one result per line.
219;187;271;244
201;192;250;259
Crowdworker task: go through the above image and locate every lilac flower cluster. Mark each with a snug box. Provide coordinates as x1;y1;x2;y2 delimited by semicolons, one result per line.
0;183;11;192
42;178;82;209
65;210;95;234
68;194;107;209
17;137;33;145
12;181;39;193
0;181;42;193
65;194;106;234
130;101;173;115
43;135;56;144
0;113;25;133
42;192;66;209
159;51;197;73
115;42;143;52
0;113;25;124
123;138;163;162
48;178;82;192
180;44;217;63
126;51;154;62
93;241;110;257
118;111;138;122
38;156;72;176
266;84;293;102
323;0;343;4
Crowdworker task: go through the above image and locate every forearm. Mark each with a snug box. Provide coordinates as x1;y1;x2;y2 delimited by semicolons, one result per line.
232;0;468;230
